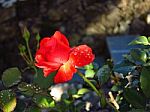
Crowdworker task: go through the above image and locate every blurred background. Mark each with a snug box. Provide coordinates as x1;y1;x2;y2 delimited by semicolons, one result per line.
0;0;150;74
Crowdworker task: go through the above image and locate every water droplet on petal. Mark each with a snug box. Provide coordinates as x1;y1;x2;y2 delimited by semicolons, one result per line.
73;52;77;55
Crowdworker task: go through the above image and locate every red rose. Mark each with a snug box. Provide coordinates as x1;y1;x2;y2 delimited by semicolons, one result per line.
35;31;95;83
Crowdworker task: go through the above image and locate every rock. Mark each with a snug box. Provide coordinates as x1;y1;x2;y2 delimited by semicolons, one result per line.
0;0;150;75
146;13;150;24
0;0;16;8
130;18;146;34
16;0;39;19
0;6;16;23
0;20;19;42
118;21;129;34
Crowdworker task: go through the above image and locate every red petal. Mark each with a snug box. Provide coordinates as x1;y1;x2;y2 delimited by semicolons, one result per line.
53;31;69;46
54;61;77;83
35;55;61;77
35;50;61;68
35;61;61;69
69;45;95;67
43;68;55;77
45;37;71;64
36;37;71;65
35;31;72;78
39;37;52;48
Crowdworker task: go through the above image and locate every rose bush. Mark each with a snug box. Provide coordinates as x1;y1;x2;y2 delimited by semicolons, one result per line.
1;27;149;112
35;31;95;83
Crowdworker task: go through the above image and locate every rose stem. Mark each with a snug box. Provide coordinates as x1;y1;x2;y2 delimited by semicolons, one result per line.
77;71;119;111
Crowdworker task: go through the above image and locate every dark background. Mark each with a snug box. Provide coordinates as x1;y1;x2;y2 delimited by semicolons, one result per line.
0;0;150;75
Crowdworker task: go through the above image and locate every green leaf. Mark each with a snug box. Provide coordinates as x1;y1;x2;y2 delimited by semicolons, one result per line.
130;49;147;63
140;67;150;98
124;88;146;108
96;65;111;85
77;88;90;95
33;69;56;89
18;82;42;96
84;63;94;69
0;90;16;112
23;27;30;42
33;94;54;108
148;37;150;43
85;69;95;78
129;36;149;45
2;67;21;87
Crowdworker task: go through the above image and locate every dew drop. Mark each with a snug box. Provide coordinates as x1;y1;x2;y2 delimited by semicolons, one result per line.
84;49;88;52
81;51;84;54
76;48;80;51
73;52;77;55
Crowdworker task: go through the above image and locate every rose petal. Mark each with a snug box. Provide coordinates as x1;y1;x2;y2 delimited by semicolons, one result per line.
43;68;55;77
53;31;69;46
39;37;53;48
36;37;71;65
45;38;71;64
35;61;61;69
35;50;61;69
54;61;77;83
35;54;46;64
69;45;95;67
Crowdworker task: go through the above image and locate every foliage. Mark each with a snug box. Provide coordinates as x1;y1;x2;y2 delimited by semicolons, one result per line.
112;36;150;111
0;28;150;112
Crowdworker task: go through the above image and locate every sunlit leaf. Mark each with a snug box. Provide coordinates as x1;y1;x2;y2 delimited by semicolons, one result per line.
0;90;16;112
129;36;149;45
85;69;95;78
84;63;94;69
33;94;54;108
77;88;90;95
